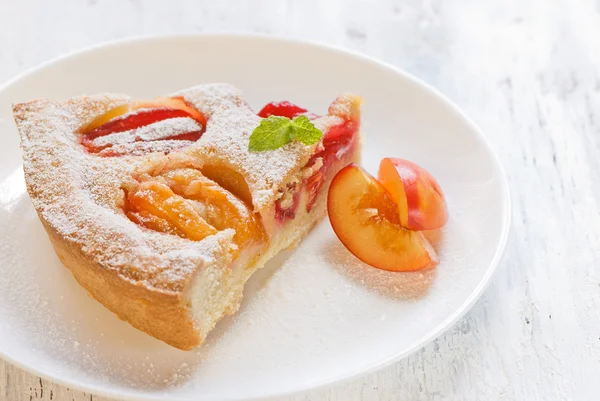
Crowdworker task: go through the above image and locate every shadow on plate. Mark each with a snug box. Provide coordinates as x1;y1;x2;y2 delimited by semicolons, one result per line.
200;249;294;342
320;238;436;300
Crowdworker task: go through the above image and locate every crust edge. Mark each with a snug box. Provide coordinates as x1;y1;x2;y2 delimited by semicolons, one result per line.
40;216;202;350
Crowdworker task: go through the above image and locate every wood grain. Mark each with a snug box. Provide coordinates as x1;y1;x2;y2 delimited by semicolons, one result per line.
1;0;599;399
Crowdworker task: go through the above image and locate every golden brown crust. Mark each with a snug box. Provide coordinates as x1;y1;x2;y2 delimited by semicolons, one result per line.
41;218;201;350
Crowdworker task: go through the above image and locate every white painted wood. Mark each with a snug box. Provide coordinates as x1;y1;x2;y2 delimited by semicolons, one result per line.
1;0;599;399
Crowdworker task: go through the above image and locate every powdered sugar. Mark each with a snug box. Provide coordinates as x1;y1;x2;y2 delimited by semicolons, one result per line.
93;117;201;147
13;94;234;293
98;139;197;157
177;84;345;216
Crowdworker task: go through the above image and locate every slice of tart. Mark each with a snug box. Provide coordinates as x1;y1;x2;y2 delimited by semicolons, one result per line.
13;84;362;350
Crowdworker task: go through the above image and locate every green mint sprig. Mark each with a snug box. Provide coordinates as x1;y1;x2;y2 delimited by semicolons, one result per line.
248;115;322;152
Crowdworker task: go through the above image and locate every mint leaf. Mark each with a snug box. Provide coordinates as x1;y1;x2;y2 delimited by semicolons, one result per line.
291;115;323;145
248;116;294;151
249;114;324;152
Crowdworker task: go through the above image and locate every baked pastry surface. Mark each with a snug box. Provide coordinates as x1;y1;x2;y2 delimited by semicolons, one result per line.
13;84;362;349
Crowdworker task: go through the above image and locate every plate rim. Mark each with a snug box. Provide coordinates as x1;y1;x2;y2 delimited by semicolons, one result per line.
0;33;512;401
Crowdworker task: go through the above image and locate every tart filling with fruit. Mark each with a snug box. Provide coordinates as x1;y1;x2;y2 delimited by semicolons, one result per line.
13;84;362;350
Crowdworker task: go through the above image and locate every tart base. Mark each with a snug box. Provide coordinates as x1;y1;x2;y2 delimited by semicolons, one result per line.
42;218;203;350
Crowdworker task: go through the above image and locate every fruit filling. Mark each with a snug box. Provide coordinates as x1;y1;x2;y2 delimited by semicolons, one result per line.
303;117;359;213
126;181;217;241
124;161;267;256
79;97;207;157
199;164;254;208
257;101;309;119
262;97;361;224
274;181;301;221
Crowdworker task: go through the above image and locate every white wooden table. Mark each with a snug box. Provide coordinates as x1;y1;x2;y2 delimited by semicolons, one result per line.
1;0;599;400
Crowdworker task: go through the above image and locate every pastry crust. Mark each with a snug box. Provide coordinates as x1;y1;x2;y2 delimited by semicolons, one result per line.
42;218;202;349
13;84;361;350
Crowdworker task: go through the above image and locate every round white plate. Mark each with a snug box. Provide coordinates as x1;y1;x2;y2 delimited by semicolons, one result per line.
0;35;510;400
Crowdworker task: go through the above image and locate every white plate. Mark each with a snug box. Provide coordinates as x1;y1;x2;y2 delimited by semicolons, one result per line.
0;35;510;400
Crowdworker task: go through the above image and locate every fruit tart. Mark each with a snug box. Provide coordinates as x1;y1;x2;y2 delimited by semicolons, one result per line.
13;84;362;350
